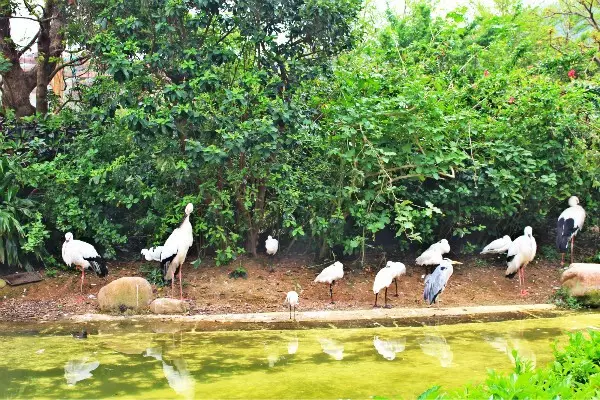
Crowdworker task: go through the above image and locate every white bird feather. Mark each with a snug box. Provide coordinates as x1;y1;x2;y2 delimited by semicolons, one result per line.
481;235;512;254
265;235;279;255
314;261;344;284
505;226;537;277
160;203;194;282
556;196;586;253
141;246;163;262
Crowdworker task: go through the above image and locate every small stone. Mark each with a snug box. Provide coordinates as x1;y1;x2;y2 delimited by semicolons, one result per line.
149;298;189;314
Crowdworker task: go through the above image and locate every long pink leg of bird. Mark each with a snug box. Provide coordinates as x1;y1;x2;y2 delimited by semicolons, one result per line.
179;269;183;301
80;267;85;293
171;275;175;299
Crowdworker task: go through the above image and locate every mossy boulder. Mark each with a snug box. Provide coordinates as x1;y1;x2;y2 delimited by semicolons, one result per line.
98;277;152;312
561;263;600;307
149;298;189;314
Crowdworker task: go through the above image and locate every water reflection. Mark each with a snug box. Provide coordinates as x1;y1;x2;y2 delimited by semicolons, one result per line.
318;338;344;360
419;334;453;368
144;347;195;399
373;336;406;360
64;358;100;386
484;335;537;368
288;338;299;355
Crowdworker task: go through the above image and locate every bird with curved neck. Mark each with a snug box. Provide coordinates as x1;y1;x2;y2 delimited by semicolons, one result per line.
505;226;537;296
62;232;108;293
160;203;194;300
556;196;586;266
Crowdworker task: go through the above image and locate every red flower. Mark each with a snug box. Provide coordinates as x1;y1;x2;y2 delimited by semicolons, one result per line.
508;96;515;104
484;70;490;77
568;69;576;79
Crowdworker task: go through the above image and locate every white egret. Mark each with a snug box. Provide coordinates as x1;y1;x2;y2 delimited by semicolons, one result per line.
314;261;343;303
480;235;512;255
284;290;299;320
62;232;108;293
373;266;395;308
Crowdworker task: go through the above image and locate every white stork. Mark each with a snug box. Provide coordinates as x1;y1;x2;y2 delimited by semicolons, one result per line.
556;196;586;266
62;232;108;293
416;239;450;275
505;226;537;296
423;258;462;305
160;203;194;299
284;290;299;320
141;246;163;262
314;261;343;303
480;235;512;255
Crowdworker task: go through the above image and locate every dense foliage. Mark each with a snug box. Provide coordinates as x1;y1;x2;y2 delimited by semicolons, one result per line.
419;330;600;398
0;0;599;268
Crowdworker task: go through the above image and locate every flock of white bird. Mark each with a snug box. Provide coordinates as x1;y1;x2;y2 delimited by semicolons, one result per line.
61;196;587;317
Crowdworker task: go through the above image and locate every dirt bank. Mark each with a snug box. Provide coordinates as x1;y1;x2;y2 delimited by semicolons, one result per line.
0;254;564;322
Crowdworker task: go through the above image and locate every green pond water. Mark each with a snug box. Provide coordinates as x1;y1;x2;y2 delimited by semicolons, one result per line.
1;313;600;399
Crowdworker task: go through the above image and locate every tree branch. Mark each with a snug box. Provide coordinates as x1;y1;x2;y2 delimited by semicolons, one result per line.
17;30;40;57
48;54;90;81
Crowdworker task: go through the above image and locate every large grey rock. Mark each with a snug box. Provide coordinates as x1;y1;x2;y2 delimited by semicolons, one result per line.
97;277;152;312
561;263;600;306
149;298;189;314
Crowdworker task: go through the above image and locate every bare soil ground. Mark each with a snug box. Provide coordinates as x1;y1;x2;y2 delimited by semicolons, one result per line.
0;253;565;322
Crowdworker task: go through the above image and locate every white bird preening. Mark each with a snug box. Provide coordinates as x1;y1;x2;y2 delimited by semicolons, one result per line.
385;261;406;297
556;196;586;266
480;235;512;255
284;290;299;320
141;246;163;262
265;235;279;272
314;261;344;304
62;232;108;293
416;239;450;275
373;267;395;308
160;203;194;300
423;258;462;305
505;226;537;296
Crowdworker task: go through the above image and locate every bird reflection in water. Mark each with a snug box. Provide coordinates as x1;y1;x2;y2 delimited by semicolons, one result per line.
64;358;100;386
373;336;406;360
144;347;195;399
288;337;299;355
484;334;537;368
419;334;453;367
318;338;344;360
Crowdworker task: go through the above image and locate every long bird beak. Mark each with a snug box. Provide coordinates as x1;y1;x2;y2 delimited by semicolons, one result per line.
450;260;463;265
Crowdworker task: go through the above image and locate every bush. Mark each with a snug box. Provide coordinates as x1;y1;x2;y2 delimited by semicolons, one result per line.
229;266;248;280
420;330;600;399
139;263;165;287
551;287;584;310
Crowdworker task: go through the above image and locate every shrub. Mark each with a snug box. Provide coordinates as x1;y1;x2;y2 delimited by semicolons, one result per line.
229;267;248;280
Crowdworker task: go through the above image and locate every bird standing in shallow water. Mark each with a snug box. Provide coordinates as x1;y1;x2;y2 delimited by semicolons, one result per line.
314;261;344;304
284;291;299;320
62;232;108;293
423;258;462;305
160;203;194;300
505;226;537;296
556;196;586;266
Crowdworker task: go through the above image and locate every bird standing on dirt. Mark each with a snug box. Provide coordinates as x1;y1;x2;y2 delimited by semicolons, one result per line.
480;235;512;255
62;232;108;293
505;226;537;296
385;261;406;296
265;235;279;272
314;261;344;304
284;290;299;320
373;266;395;308
141;246;163;262
556;196;586;266
159;203;194;300
423;258;462;305
416;239;450;275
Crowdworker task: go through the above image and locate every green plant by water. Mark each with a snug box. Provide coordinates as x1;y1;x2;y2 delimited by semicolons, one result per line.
551;287;584;310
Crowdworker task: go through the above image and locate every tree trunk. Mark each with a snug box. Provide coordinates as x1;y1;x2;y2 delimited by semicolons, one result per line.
1;65;36;117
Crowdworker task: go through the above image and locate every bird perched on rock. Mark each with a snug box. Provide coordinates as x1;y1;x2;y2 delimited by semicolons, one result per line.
416;239;450;275
314;261;343;304
62;232;108;293
505;226;537;296
423;258;462;305
284;291;299;320
160;203;194;299
480;235;512;255
556;196;586;266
